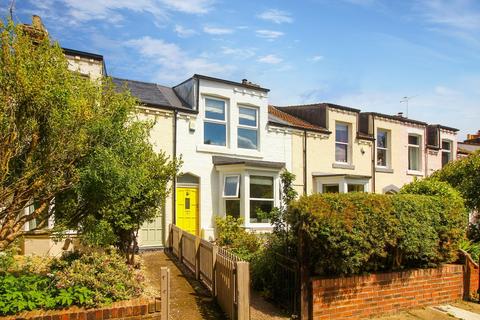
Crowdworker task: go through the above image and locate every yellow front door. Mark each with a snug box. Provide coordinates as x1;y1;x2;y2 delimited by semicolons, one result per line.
176;187;198;235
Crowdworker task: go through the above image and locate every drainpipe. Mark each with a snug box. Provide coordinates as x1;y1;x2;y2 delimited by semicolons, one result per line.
424;126;428;177
371;115;376;193
303;130;307;195
173;109;178;225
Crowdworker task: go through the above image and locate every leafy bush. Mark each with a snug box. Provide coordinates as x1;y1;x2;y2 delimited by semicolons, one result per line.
0;249;143;315
53;250;143;304
0;274;94;315
287;192;466;276
215;216;261;261
459;239;480;262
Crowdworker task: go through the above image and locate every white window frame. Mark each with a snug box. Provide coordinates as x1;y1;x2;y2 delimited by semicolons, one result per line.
204;97;227;147
247;174;276;226
335;122;350;163
376;129;389;168
223;175;240;198
237;105;259;150
317;176;370;194
407;134;422;172
441;139;452;167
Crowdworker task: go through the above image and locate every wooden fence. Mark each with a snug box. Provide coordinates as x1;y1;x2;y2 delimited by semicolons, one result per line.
168;224;250;320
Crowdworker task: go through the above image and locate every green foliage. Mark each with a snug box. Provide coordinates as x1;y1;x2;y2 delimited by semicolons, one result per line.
288;192;466;275
432;150;480;213
0;273;94;315
0;249;141;315
53;250;143;304
0;18;144;249
214;216;261;261
458;239;480;263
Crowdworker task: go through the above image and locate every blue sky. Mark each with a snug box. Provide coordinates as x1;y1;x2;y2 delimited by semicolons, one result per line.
5;0;480;139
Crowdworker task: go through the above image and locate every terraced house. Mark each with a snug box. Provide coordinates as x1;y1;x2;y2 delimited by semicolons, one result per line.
22;45;459;252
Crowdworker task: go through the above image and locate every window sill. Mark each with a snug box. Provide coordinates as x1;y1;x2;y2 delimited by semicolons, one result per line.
406;170;424;177
332;162;355;170
375;167;394;173
197;145;262;158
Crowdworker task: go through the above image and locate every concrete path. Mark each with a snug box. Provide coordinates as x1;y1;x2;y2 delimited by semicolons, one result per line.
375;302;480;320
141;251;289;320
141;251;225;320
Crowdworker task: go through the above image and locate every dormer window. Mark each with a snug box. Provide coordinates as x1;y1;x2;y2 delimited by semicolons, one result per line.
204;98;227;146
238;106;258;150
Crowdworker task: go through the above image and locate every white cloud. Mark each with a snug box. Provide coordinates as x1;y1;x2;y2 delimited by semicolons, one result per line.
203;26;234;35
125;36;233;83
255;29;284;40
174;25;197;37
257;54;282;64
434;85;459;96
159;0;214;14
26;0;214;25
221;47;256;59
257;9;293;24
311;55;324;62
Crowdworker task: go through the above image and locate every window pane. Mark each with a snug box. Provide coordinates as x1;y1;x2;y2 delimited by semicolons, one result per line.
224;176;239;197
408;135;419;145
348;184;364;192
204;122;226;146
249;200;273;223
225;200;240;218
323;185;339;193
335;143;348;162
238;128;258;149
442;140;451;150
377;131;387;148
205;98;225;120
377;149;387;166
336;123;349;143
239;107;257;127
442;151;450;167
408;146;419;170
250;176;273;198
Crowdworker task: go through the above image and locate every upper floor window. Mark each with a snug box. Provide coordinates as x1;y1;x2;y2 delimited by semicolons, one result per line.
204;98;226;146
249;175;274;223
408;134;421;171
377;130;389;167
441;140;452;167
335;123;349;163
238;106;258;150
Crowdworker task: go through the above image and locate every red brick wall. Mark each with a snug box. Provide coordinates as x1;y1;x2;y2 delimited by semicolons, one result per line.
0;298;162;320
311;265;463;320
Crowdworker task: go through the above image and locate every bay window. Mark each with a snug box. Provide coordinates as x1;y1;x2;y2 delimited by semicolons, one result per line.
377;129;389;167
238;106;258;150
335;123;349;163
408;134;421;171
204;98;227;146
249;176;274;223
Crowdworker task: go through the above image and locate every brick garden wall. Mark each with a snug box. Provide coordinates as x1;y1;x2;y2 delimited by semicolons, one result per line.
0;298;162;320
311;264;464;320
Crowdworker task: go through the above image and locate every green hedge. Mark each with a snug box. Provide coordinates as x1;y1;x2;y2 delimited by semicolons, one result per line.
287;192;466;276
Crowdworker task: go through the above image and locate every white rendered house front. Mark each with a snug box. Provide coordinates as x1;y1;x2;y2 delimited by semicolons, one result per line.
174;75;292;239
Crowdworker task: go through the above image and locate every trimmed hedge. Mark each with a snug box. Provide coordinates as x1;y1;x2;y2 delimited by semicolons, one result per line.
287;192;466;276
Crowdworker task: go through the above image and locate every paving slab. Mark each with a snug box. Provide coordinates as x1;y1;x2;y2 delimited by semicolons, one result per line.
434;305;480;320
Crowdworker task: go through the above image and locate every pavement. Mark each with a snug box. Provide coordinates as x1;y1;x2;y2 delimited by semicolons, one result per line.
375;301;480;320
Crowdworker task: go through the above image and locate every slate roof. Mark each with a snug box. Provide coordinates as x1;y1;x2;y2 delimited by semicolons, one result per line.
280;102;361;114
112;77;195;113
268;105;329;133
212;156;285;169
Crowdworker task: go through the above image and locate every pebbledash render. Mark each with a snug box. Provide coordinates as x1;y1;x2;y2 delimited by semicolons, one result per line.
23;48;459;254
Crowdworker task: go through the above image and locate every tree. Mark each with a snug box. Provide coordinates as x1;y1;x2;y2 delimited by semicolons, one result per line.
0;19;138;249
54;120;179;264
432;150;480;213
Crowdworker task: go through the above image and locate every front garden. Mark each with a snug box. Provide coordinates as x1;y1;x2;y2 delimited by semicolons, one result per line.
0;247;144;315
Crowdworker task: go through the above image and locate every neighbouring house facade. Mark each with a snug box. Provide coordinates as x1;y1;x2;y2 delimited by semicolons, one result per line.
458;130;480;158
